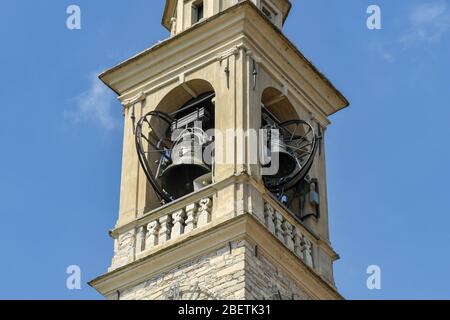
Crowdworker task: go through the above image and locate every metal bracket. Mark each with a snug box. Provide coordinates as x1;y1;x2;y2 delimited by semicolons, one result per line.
216;46;239;90
252;58;258;90
131;104;136;135
225;57;230;89
316;122;323;156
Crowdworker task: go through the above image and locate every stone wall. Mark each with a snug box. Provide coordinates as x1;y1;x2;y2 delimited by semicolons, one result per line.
119;240;247;300
244;243;312;300
117;239;311;300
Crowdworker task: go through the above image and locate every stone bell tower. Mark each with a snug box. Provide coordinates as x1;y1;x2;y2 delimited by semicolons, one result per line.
90;0;348;300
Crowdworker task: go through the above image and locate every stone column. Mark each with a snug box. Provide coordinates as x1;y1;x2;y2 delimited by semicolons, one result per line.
303;238;314;269
293;228;304;260
264;203;276;234
197;198;212;227
145;220;160;250
158;215;172;244
184;203;198;233
135;226;146;254
274;212;285;243
171;209;186;238
282;220;295;251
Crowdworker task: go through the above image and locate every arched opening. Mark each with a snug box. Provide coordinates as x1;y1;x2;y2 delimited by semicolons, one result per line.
260;87;318;220
261;87;299;123
137;79;216;209
155;79;215;114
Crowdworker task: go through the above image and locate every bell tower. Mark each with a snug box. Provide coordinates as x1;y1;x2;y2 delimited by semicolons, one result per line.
90;0;349;300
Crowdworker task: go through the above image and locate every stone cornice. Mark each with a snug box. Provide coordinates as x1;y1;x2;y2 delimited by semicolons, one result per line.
121;91;146;108
90;213;343;300
105;172;340;287
109;173;321;245
100;1;348;117
109;173;339;262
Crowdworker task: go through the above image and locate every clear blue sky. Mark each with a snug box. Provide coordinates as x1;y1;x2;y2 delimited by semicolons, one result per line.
0;0;449;300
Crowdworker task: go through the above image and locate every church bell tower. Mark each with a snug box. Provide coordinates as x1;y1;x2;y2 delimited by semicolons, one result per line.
90;0;349;300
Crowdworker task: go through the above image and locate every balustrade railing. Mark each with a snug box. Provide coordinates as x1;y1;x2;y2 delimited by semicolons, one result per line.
263;200;315;270
109;185;317;273
110;197;213;270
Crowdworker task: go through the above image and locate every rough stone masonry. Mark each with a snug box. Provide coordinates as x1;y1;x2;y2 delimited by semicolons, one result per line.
118;240;311;300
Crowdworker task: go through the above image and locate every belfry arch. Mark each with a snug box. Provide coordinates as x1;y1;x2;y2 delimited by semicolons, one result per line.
154;79;216;115
140;79;216;210
260;86;313;217
261;86;300;123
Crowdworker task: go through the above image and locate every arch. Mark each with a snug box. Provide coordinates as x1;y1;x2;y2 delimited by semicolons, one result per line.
139;79;216;207
261;86;299;123
260;86;317;219
147;79;216;163
155;79;216;114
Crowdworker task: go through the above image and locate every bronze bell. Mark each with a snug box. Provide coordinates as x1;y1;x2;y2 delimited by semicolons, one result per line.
161;130;211;199
266;130;298;179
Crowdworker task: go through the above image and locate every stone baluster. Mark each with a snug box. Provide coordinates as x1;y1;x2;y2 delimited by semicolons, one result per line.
264;203;276;235
274;211;285;244
262;203;315;270
115;230;136;267
145;220;160;250
135;225;146;254
197;198;212;227
171;209;186;238
158;215;172;244
293;228;304;260
184;203;198;233
303;238;314;269
282;220;295;251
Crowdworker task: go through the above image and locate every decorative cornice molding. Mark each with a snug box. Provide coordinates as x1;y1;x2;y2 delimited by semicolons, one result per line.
120;91;147;114
215;45;240;62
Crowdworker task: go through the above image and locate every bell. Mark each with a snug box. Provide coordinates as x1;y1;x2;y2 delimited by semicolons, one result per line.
266;131;298;179
161;133;211;199
193;172;213;192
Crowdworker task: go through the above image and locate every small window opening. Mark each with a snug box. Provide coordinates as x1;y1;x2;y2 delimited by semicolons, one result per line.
262;6;273;20
193;1;204;24
261;0;279;23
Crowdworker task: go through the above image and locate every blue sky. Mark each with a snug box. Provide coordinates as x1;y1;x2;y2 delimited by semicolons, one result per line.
0;0;449;300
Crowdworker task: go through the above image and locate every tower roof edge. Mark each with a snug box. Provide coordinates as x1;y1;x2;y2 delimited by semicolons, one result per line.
101;1;348;114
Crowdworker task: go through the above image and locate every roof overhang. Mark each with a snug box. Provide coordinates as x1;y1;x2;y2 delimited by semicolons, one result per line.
273;0;292;24
162;0;177;31
101;1;348;116
162;0;292;31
